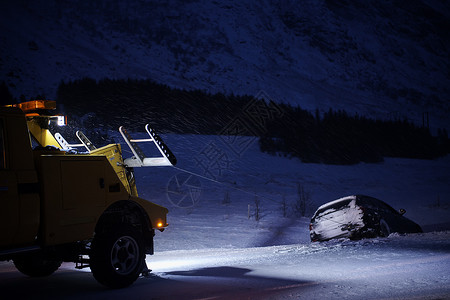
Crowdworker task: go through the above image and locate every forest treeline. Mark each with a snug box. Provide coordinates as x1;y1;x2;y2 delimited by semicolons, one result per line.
57;77;250;134
3;78;448;164
260;106;449;164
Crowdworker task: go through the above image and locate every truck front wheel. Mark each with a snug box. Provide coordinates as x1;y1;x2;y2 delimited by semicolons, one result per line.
90;224;145;288
13;253;62;277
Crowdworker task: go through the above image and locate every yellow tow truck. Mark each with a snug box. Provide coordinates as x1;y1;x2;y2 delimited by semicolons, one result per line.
0;100;176;288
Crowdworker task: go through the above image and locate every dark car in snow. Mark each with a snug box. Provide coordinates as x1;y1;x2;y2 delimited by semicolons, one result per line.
309;195;422;242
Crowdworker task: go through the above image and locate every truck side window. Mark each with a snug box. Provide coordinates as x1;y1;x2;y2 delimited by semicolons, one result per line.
0;119;5;169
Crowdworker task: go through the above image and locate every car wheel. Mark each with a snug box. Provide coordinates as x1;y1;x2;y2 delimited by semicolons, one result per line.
13;253;62;277
90;224;145;288
379;219;391;237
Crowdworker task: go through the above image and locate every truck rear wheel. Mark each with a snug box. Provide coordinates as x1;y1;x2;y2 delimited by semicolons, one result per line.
13;253;62;277
90;224;145;288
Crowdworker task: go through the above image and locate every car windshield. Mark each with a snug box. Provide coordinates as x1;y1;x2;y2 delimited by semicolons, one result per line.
356;196;400;215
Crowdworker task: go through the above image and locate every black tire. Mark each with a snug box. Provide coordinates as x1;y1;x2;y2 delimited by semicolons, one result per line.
13;253;62;277
90;224;145;288
379;219;391;237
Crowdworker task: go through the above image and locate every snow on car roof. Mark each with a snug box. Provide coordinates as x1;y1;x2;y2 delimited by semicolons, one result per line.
316;195;357;212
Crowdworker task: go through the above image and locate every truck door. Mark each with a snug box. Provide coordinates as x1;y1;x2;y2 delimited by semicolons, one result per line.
0;113;40;248
0;117;18;246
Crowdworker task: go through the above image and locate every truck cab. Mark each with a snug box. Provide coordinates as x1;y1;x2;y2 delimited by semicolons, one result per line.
0;100;175;288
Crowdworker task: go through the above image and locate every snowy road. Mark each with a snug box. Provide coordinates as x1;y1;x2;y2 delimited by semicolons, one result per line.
1;232;449;300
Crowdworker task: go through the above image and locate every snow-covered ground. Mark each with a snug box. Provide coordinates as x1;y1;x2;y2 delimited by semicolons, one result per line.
1;133;449;299
148;233;450;299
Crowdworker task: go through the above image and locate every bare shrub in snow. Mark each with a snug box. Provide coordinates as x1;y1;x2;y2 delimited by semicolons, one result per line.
250;195;266;222
281;194;288;217
294;183;312;217
222;190;231;205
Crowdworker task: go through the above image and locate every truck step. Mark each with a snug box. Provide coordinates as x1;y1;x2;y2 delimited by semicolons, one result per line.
75;256;90;269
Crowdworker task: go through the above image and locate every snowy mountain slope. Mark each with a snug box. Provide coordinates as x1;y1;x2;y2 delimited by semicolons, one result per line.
1;0;449;129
